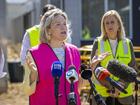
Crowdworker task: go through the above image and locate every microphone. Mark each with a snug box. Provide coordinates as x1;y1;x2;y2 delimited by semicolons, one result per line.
51;61;63;78
66;65;78;84
107;60;139;83
94;67;127;94
81;66;106;105
51;61;63;104
66;65;78;105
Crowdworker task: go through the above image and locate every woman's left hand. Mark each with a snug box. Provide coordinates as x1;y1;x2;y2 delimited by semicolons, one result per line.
109;81;126;98
90;52;111;70
109;88;120;98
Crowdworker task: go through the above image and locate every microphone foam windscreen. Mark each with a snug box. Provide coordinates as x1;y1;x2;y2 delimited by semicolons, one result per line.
107;60;137;83
81;69;92;80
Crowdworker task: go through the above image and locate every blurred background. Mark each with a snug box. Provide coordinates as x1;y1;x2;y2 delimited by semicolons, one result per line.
0;0;140;105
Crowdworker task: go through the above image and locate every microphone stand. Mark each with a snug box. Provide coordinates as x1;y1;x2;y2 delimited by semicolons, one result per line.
54;77;59;105
68;80;77;105
135;79;140;105
81;70;106;105
88;78;106;105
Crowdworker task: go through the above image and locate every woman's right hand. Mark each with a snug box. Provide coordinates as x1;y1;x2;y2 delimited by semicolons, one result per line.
26;55;37;72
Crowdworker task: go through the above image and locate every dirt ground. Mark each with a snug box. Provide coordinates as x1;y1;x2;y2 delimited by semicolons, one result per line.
0;83;28;105
0;83;140;105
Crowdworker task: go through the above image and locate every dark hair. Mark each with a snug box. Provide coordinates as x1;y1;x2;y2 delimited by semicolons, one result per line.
42;4;57;15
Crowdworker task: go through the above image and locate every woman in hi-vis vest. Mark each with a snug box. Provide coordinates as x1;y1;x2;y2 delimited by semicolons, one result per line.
90;10;136;105
22;9;81;105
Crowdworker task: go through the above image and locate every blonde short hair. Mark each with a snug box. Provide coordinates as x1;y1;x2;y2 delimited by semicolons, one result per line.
100;10;126;40
40;8;71;43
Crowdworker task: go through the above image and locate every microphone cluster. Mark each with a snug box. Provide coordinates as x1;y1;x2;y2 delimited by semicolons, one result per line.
94;67;127;94
51;61;78;105
80;60;139;105
51;59;139;105
51;61;79;105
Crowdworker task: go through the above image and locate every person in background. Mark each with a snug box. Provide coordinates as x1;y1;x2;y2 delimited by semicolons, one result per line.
20;4;72;65
90;10;136;105
22;9;81;105
0;47;6;79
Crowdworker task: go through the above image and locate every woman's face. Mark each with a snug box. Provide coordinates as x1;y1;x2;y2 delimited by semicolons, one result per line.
48;15;67;42
104;15;119;39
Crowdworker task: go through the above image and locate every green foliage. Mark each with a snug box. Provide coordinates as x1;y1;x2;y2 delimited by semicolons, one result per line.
82;27;91;40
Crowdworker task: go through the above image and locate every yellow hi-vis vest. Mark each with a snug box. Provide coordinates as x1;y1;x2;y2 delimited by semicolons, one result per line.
93;37;133;98
26;25;40;47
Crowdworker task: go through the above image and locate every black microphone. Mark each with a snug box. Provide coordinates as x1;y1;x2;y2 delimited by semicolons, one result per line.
81;66;106;105
51;61;63;105
107;60;139;83
94;67;127;94
66;65;78;105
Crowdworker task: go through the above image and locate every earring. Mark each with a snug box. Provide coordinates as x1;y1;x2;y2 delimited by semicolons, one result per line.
47;33;51;40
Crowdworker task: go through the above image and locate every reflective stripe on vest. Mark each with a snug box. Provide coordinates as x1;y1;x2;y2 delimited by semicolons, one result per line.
27;25;40;47
94;38;132;98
